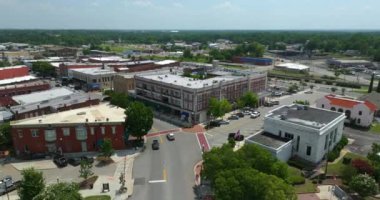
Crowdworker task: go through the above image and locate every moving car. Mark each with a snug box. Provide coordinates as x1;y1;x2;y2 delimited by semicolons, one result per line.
152;140;160;150
166;133;175;141
53;155;68;168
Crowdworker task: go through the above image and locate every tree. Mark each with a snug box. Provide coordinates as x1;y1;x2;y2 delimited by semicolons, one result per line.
99;138;114;158
79;160;94;181
349;174;378;197
377;80;380;93
351;159;374;175
341;165;357;184
0;122;12;149
368;73;375;93
238;92;258;108
309;84;314;90
331;87;337;93
341;87;346;96
32;61;56;77
334;69;341;79
287;84;299;94
33;182;82;200
183;49;193;59
367;143;380;181
207;98;232;119
125;102;153;141
18;168;45;200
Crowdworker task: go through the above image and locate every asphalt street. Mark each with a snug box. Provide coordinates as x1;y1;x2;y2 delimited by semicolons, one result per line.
343;127;380;156
131;132;201;200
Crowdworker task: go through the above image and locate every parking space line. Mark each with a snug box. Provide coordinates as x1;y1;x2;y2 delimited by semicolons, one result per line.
163;168;167;181
148;180;166;183
159;135;163;144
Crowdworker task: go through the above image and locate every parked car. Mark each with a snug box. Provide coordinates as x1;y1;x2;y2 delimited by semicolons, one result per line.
272;100;280;105
305;90;313;94
0;176;20;196
242;110;252;115
218;120;230;125
250;111;260;119
228;115;239;120
68;157;81;166
209;121;221;127
166;133;175;141
152;140;160;150
53;155;68;168
235;112;244;118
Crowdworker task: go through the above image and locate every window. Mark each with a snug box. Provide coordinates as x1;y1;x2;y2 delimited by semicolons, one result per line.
321;104;324;108
296;136;300;152
63;128;70;136
331;107;336;111
358;111;362;116
44;129;57;142
324;135;328;150
76;126;87;140
18;130;23;138
90;127;95;135
285;132;294;139
278;131;282;137
333;130;337;143
31;129;39;137
306;146;312;156
101;127;105;135
357;118;361;124
112;126;116;135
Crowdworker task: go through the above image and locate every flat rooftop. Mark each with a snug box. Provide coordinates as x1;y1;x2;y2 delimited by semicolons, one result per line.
0;75;37;86
247;131;291;149
267;104;344;129
70;67;116;75
12;87;74;105
0;65;27;71
332;59;371;63
11;103;125;126
0;80;47;90
275;63;310;70
138;73;237;89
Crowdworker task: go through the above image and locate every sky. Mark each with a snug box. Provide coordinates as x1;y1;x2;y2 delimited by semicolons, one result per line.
0;0;379;30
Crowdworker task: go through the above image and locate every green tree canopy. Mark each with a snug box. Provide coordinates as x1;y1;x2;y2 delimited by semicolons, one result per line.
32;61;56;77
18;168;45;200
207;98;232;119
99;138;114;158
33;182;82;200
368;73;375;93
367;143;380;181
79;160;94;181
349;174;378;197
125;102;153;140
0;122;12;149
238;92;258;108
202;144;294;200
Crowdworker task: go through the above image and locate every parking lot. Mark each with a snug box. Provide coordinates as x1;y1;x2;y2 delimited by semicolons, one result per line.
205;90;329;147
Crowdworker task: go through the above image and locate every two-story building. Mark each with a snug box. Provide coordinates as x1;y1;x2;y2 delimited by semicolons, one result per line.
246;104;346;164
316;94;377;127
11;104;126;156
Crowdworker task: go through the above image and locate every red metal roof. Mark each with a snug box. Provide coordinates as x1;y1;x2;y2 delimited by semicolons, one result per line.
325;95;377;111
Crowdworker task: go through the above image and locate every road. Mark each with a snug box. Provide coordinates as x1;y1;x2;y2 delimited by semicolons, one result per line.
131;132;201;200
343;127;380;156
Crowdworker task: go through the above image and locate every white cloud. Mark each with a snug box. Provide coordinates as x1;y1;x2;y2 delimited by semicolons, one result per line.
129;0;153;7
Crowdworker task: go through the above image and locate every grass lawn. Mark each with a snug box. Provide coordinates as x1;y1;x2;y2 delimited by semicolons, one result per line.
84;195;111;200
353;86;369;94
327;152;367;176
288;166;318;194
269;70;308;78
370;123;380;134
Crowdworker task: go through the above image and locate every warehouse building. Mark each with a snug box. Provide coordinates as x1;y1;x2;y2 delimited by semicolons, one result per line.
0;65;29;80
274;63;310;73
327;59;372;68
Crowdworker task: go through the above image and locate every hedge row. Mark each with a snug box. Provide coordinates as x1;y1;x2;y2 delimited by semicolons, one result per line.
328;136;349;162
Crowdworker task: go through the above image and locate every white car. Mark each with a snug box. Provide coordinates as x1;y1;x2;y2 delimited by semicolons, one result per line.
250;111;261;119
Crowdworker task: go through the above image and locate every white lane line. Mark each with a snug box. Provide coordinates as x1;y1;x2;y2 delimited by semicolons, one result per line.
205;132;213;137
148;180;167;183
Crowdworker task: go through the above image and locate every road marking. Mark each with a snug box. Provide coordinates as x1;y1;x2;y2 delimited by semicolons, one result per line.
159;135;163;143
205;132;213;137
163;168;167;181
148;180;167;183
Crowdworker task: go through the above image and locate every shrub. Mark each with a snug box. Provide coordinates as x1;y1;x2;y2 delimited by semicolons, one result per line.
341;165;357;184
288;175;305;185
349;174;378;197
351;159;374;175
342;157;352;165
328;136;348;162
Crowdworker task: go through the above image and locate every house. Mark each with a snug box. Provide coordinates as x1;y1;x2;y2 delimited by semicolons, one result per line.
10;104;126;156
316;94;377;127
246;104;346;164
359;92;380;117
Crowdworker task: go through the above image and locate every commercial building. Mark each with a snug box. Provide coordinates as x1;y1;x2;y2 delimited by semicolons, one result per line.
135;70;267;125
42;45;82;57
69;67;116;90
316;94;377;127
232;57;273;66
113;74;135;94
274;63;310;73
10;88;101;120
88;56;129;63
327;59;372;68
11;104;126;155
246;104;346;164
0;80;50;106
56;63;102;76
0;65;29;80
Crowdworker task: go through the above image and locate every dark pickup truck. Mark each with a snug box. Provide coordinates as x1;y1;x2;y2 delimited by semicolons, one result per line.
0;176;20;196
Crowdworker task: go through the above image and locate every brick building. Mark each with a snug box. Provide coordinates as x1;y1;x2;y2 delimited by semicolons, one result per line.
58;63;102;76
11;104;126;155
0;66;29;80
0;80;50;106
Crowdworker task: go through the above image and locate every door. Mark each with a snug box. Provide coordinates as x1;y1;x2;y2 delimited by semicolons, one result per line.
81;142;87;152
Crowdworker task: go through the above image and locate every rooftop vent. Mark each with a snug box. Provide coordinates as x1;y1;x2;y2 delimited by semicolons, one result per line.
106;118;109;122
38;119;42;123
187;83;192;86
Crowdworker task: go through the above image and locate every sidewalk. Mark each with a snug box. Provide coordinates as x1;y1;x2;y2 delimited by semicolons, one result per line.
80;150;139;200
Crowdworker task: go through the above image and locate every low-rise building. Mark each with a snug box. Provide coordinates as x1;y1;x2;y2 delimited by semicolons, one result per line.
327;59;372;68
359;92;380;117
135;70;267;125
11;104;126;155
246;104;346;164
316;94;377;127
0;65;29;80
69;67;116;90
0;80;50;106
274;63;310;73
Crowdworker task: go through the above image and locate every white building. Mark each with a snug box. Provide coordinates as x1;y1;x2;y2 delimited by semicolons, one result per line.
69;67;116;90
246;104;346;164
274;63;310;73
316;94;377;127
